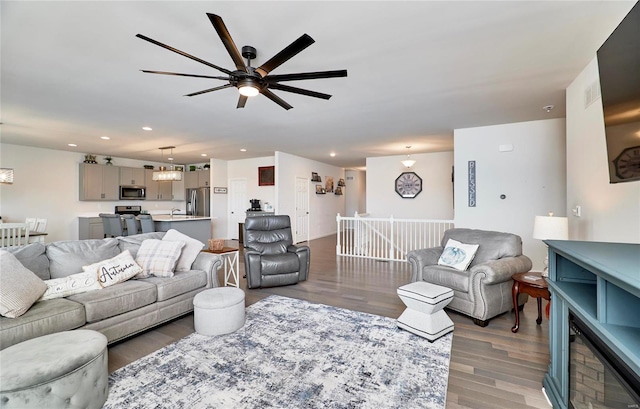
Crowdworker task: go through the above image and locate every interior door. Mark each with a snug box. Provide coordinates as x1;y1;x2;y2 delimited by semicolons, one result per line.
228;178;247;240
295;176;309;243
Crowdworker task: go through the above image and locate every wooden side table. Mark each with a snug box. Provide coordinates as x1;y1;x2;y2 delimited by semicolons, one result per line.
511;272;550;333
202;247;240;288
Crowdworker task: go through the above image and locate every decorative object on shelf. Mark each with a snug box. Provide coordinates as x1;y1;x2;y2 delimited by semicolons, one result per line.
311;172;321;182
0;168;14;185
532;211;568;277
335;187;343;195
263;202;274;212
325;176;334;193
337;178;345;187
189;165;197;171
143;165;154;170
258;166;275;186
174;165;184;172
213;187;228;194
152;146;183;181
203;164;210;169
401;146;416;169
83;154;97;164
395;172;422;198
315;185;326;194
104;156;113;166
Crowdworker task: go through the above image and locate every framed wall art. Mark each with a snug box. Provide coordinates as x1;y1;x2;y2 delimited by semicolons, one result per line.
258;166;275;186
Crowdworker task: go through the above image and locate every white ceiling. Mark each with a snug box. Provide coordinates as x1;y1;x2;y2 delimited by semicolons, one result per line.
1;1;635;168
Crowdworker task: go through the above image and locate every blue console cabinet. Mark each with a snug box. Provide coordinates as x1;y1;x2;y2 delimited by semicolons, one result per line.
543;240;640;408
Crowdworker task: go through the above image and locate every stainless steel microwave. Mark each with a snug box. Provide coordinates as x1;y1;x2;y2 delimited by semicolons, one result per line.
119;185;146;200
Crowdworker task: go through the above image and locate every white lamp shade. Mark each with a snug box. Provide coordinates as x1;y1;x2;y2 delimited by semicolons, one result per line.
533;215;568;240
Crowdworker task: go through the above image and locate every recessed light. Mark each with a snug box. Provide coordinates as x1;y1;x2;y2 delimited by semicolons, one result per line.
68;143;77;147
142;126;152;131
201;153;207;157
543;105;554;113
330;152;336;157
240;148;247;152
100;136;110;140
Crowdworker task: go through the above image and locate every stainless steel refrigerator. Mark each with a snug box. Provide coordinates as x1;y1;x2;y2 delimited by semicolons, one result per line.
186;187;211;216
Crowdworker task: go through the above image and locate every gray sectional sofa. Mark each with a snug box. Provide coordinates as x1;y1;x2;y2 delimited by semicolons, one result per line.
0;232;223;350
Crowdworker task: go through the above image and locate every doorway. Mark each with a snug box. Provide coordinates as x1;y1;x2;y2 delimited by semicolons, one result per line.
295;176;309;243
228;178;247;240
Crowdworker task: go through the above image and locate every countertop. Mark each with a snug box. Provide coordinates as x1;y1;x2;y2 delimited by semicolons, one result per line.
152;215;211;221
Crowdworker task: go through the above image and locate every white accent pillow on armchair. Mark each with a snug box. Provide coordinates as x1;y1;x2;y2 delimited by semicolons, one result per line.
438;239;479;271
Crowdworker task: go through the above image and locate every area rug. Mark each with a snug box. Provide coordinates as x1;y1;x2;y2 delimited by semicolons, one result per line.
104;295;452;409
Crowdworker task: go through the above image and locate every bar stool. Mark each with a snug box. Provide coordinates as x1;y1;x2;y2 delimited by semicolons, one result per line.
121;214;139;236
137;214;155;233
98;213;124;237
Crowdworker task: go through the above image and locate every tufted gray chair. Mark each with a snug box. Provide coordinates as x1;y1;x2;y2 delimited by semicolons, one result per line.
407;228;532;327
243;215;310;289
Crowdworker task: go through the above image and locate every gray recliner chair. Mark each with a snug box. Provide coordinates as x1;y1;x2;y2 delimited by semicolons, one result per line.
406;228;532;327
243;215;310;289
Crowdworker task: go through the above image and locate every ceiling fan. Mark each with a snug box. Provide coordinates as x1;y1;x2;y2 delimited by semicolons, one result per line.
136;13;348;110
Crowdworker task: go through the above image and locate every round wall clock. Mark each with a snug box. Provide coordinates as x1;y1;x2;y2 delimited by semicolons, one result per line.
395;172;423;198
613;145;640;180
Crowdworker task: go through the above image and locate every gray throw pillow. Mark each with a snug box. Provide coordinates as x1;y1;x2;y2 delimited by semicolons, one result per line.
0;249;48;318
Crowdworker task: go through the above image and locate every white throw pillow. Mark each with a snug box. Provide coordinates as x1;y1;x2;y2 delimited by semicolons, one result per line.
438;239;479;271
0;250;47;318
40;272;102;300
135;239;185;278
83;250;143;287
162;229;204;271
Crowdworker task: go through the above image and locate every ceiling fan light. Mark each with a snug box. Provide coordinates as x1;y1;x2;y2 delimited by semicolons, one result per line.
238;78;260;97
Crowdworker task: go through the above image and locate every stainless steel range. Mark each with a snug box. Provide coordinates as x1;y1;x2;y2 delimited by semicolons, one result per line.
114;205;142;216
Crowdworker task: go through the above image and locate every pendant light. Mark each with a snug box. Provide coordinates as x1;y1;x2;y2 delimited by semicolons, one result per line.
401;146;416;169
0;168;14;184
152;146;183;181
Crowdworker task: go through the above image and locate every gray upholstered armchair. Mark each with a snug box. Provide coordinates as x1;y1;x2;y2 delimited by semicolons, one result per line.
406;228;532;327
243;215;310;289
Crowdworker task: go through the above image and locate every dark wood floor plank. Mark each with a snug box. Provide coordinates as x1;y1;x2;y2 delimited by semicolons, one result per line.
107;234;551;408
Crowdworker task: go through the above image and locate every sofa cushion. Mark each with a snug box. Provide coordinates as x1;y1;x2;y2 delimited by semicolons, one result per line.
261;254;300;275
442;229;522;267
117;232;165;258
421;265;470;293
0;298;86;350
40;272;102;301
47;239;120;279
5;243;50;280
67;280;157;323
83;250;142;287
0;250;48;318
162;229;204;272
135;239;184;278
139;270;207;302
438;239;479;271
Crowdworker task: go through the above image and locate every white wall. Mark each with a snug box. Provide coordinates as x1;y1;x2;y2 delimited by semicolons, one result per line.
366;152;454;219
566;58;640;243
0;144;184;242
209;158;228;239
227;156;275;211
275;151;345;241
345;169;366;217
453;119;567;270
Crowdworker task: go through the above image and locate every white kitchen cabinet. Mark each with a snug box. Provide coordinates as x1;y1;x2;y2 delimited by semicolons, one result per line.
145;169;172;200
172;177;185;201
119;167;146;186
79;163;119;201
185;170;210;188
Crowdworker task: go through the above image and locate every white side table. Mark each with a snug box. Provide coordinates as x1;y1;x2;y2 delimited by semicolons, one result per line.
397;281;454;341
203;247;240;288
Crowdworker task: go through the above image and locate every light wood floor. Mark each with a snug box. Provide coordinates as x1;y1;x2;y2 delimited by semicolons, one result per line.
108;234;551;409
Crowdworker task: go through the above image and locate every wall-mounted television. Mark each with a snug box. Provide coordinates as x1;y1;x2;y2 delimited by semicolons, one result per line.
596;2;640;184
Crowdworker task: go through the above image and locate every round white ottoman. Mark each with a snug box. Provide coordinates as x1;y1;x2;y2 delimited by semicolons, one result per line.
0;330;108;409
194;287;246;336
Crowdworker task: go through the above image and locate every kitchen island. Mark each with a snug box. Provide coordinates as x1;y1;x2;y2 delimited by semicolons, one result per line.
152;215;212;245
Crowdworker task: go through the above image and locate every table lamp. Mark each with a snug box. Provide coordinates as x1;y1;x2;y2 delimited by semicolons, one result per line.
533;212;568;277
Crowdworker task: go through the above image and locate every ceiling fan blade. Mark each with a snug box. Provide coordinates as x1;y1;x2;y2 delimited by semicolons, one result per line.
237;95;248;109
184;83;233;97
206;13;247;72
260;89;293;110
269;83;332;100
266;70;348;83
141;70;229;80
256;34;315;77
136;34;232;75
